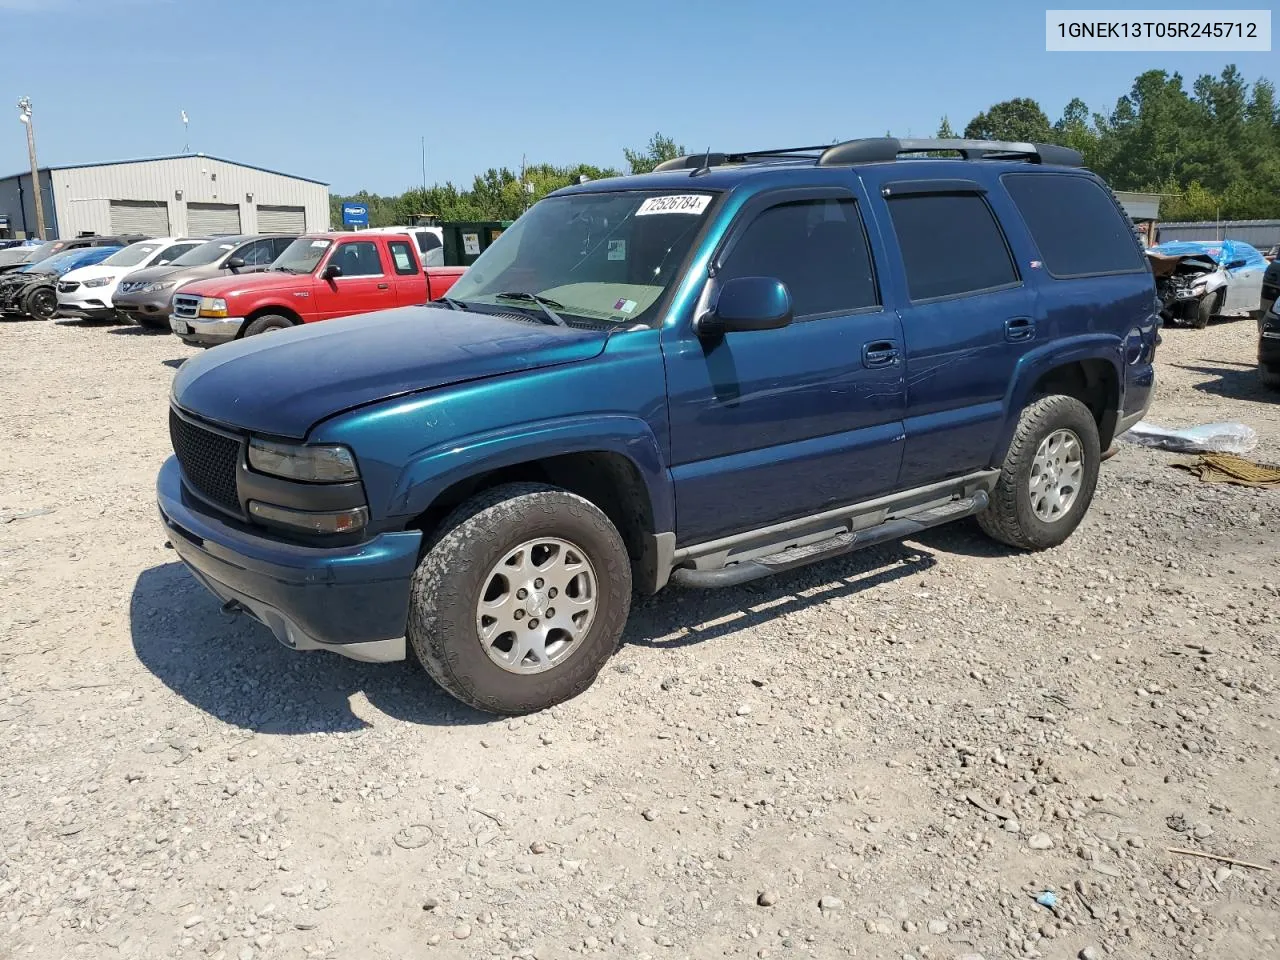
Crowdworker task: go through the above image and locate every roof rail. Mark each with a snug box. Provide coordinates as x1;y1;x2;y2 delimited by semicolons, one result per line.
650;137;1083;174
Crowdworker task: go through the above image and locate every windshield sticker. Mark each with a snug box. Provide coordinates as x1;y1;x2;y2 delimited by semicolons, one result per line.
608;239;626;261
310;240;329;249
636;194;712;216
613;298;638;314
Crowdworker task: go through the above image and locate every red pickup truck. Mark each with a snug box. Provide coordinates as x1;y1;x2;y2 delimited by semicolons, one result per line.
169;232;465;346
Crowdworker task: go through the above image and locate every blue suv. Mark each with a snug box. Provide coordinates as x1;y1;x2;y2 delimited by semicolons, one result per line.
158;137;1158;714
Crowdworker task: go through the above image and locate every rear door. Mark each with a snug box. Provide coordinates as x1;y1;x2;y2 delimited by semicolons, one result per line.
661;185;906;545
386;239;428;306
312;239;395;320
869;176;1039;489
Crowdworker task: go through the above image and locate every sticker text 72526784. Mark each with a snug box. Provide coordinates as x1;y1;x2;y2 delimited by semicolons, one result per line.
636;194;712;216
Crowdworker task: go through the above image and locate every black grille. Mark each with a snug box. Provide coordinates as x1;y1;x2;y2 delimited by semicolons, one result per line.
169;409;242;513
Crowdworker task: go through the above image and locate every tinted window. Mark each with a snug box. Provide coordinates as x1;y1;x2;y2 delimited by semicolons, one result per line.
239;239;278;266
888;193;1018;300
415;232;442;254
155;243;199;265
331;241;383;277
388;240;419;275
719;198;878;318
1002;174;1145;277
271;236;295;258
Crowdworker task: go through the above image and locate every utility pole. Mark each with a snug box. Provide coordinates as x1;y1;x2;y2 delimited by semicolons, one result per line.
420;136;427;196
17;97;46;240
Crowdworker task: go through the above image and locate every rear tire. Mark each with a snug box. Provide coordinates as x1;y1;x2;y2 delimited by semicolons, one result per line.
1192;290;1222;329
242;314;294;337
978;395;1100;551
407;482;632;715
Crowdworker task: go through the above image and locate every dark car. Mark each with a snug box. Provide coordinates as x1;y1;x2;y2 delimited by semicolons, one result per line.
0;234;145;275
1260;305;1280;390
0;246;122;318
158;136;1158;715
1262;257;1279;322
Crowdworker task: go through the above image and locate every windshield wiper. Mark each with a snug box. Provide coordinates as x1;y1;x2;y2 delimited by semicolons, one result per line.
495;291;567;326
434;296;469;311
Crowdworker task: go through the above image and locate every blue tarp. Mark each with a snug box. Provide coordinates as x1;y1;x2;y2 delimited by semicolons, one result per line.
1149;239;1268;274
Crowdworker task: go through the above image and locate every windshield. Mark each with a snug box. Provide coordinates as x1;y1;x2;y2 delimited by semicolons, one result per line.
446;190;715;324
102;243;161;267
170;239;237;267
24;240;65;263
272;238;332;274
28;249;115;277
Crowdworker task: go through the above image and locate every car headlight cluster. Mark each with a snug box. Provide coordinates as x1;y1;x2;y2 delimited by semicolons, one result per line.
248;438;360;483
144;281;176;293
198;297;229;318
82;276;114;288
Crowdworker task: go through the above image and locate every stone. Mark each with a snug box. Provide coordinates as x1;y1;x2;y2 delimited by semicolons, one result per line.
927;919;948;935
757;890;778;907
453;924;472;940
1028;832;1055;850
819;896;844;911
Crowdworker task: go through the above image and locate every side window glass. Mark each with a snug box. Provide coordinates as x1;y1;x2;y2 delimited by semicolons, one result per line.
388;240;419;275
272;237;295;258
155;243;194;265
887;193;1019;300
333;241;383;277
718;198;879;318
237;240;272;265
1002;173;1145;276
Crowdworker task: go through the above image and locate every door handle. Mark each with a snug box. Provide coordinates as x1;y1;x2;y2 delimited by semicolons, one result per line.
862;340;901;368
1005;317;1035;342
377;283;389;289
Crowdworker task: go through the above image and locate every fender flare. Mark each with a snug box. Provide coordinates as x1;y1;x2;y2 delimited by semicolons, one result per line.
388;414;675;534
992;334;1125;464
234;303;303;339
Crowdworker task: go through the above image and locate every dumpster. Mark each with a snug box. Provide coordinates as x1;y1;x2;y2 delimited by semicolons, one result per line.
442;221;512;266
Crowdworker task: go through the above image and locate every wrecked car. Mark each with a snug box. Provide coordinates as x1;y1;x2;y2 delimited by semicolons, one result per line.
1146;239;1267;329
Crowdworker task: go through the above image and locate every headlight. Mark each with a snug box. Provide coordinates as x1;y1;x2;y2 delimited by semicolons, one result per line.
144;281;176;293
198;297;228;318
247;438;360;482
82;276;114;288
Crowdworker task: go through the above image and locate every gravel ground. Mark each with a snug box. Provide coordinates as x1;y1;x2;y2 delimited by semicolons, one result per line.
1;313;1277;960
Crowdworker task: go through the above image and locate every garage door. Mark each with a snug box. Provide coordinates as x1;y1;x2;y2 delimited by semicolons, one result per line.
109;200;170;237
187;202;242;236
257;205;306;233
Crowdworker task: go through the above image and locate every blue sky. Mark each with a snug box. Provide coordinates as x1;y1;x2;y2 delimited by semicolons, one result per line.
1;0;1274;194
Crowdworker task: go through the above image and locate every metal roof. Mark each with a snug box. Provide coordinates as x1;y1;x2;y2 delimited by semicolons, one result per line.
0;153;328;186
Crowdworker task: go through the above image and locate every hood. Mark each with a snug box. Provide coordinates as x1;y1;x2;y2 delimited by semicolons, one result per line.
180;270;309;300
61;264;120;284
172;305;609;438
122;263;195;285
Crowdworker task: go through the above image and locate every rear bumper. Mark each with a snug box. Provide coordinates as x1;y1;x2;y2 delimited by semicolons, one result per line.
156;456;421;663
171;315;242;346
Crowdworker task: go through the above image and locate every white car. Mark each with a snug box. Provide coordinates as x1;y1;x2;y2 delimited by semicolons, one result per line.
56;237;207;321
360;226;445;267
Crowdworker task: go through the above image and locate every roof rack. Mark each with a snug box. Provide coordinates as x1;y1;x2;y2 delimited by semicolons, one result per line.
652;137;1083;173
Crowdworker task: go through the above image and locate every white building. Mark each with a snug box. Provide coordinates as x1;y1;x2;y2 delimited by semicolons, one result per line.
0;154;329;240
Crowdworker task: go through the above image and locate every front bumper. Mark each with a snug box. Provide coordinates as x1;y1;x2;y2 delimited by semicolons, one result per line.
56;301;116;321
156;456;421;663
114;291;174;325
171;314;243;346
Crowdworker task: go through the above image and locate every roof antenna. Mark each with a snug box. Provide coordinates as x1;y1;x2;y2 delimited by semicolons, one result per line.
691;145;713;177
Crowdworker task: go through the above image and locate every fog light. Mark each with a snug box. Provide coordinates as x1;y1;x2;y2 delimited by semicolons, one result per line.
248;501;368;535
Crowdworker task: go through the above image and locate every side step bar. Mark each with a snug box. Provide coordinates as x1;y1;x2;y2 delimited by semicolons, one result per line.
669;492;988;589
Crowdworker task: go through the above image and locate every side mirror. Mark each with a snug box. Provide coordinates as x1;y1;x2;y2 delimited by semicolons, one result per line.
697;276;793;337
226;256;247;271
321;263;343;280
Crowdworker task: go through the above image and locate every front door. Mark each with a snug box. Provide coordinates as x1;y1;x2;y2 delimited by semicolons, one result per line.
386;239;429;307
661;186;906;546
313;239;395;320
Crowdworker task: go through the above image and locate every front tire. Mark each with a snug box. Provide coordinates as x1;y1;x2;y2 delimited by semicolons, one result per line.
25;287;57;320
242;314;294;337
408;483;632;715
978;395;1100;550
1192;290;1222;329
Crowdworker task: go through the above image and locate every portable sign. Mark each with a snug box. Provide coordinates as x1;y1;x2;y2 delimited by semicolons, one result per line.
463;233;481;256
341;202;370;228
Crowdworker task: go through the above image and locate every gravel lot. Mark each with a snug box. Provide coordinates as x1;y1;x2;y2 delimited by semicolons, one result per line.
1;313;1277;960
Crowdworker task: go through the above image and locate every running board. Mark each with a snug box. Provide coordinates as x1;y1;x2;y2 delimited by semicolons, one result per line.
669;492;988;589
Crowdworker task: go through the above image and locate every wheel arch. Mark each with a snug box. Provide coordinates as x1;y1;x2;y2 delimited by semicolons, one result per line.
393;420;675;593
234;303;303;339
995;337;1123;463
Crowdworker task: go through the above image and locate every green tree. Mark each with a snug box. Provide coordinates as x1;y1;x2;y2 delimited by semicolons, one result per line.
935;116;957;139
963;98;1053;142
623;132;686;174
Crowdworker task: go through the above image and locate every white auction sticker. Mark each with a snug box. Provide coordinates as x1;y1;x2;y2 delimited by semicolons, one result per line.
636;194;712;216
1046;10;1270;51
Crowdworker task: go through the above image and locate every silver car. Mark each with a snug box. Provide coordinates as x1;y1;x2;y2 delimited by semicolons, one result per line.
113;235;296;329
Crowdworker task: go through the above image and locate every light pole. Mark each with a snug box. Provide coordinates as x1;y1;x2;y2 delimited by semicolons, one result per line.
17;97;46;240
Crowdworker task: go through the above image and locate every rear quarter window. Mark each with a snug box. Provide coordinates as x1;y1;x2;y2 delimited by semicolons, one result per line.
1002;173;1145;277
